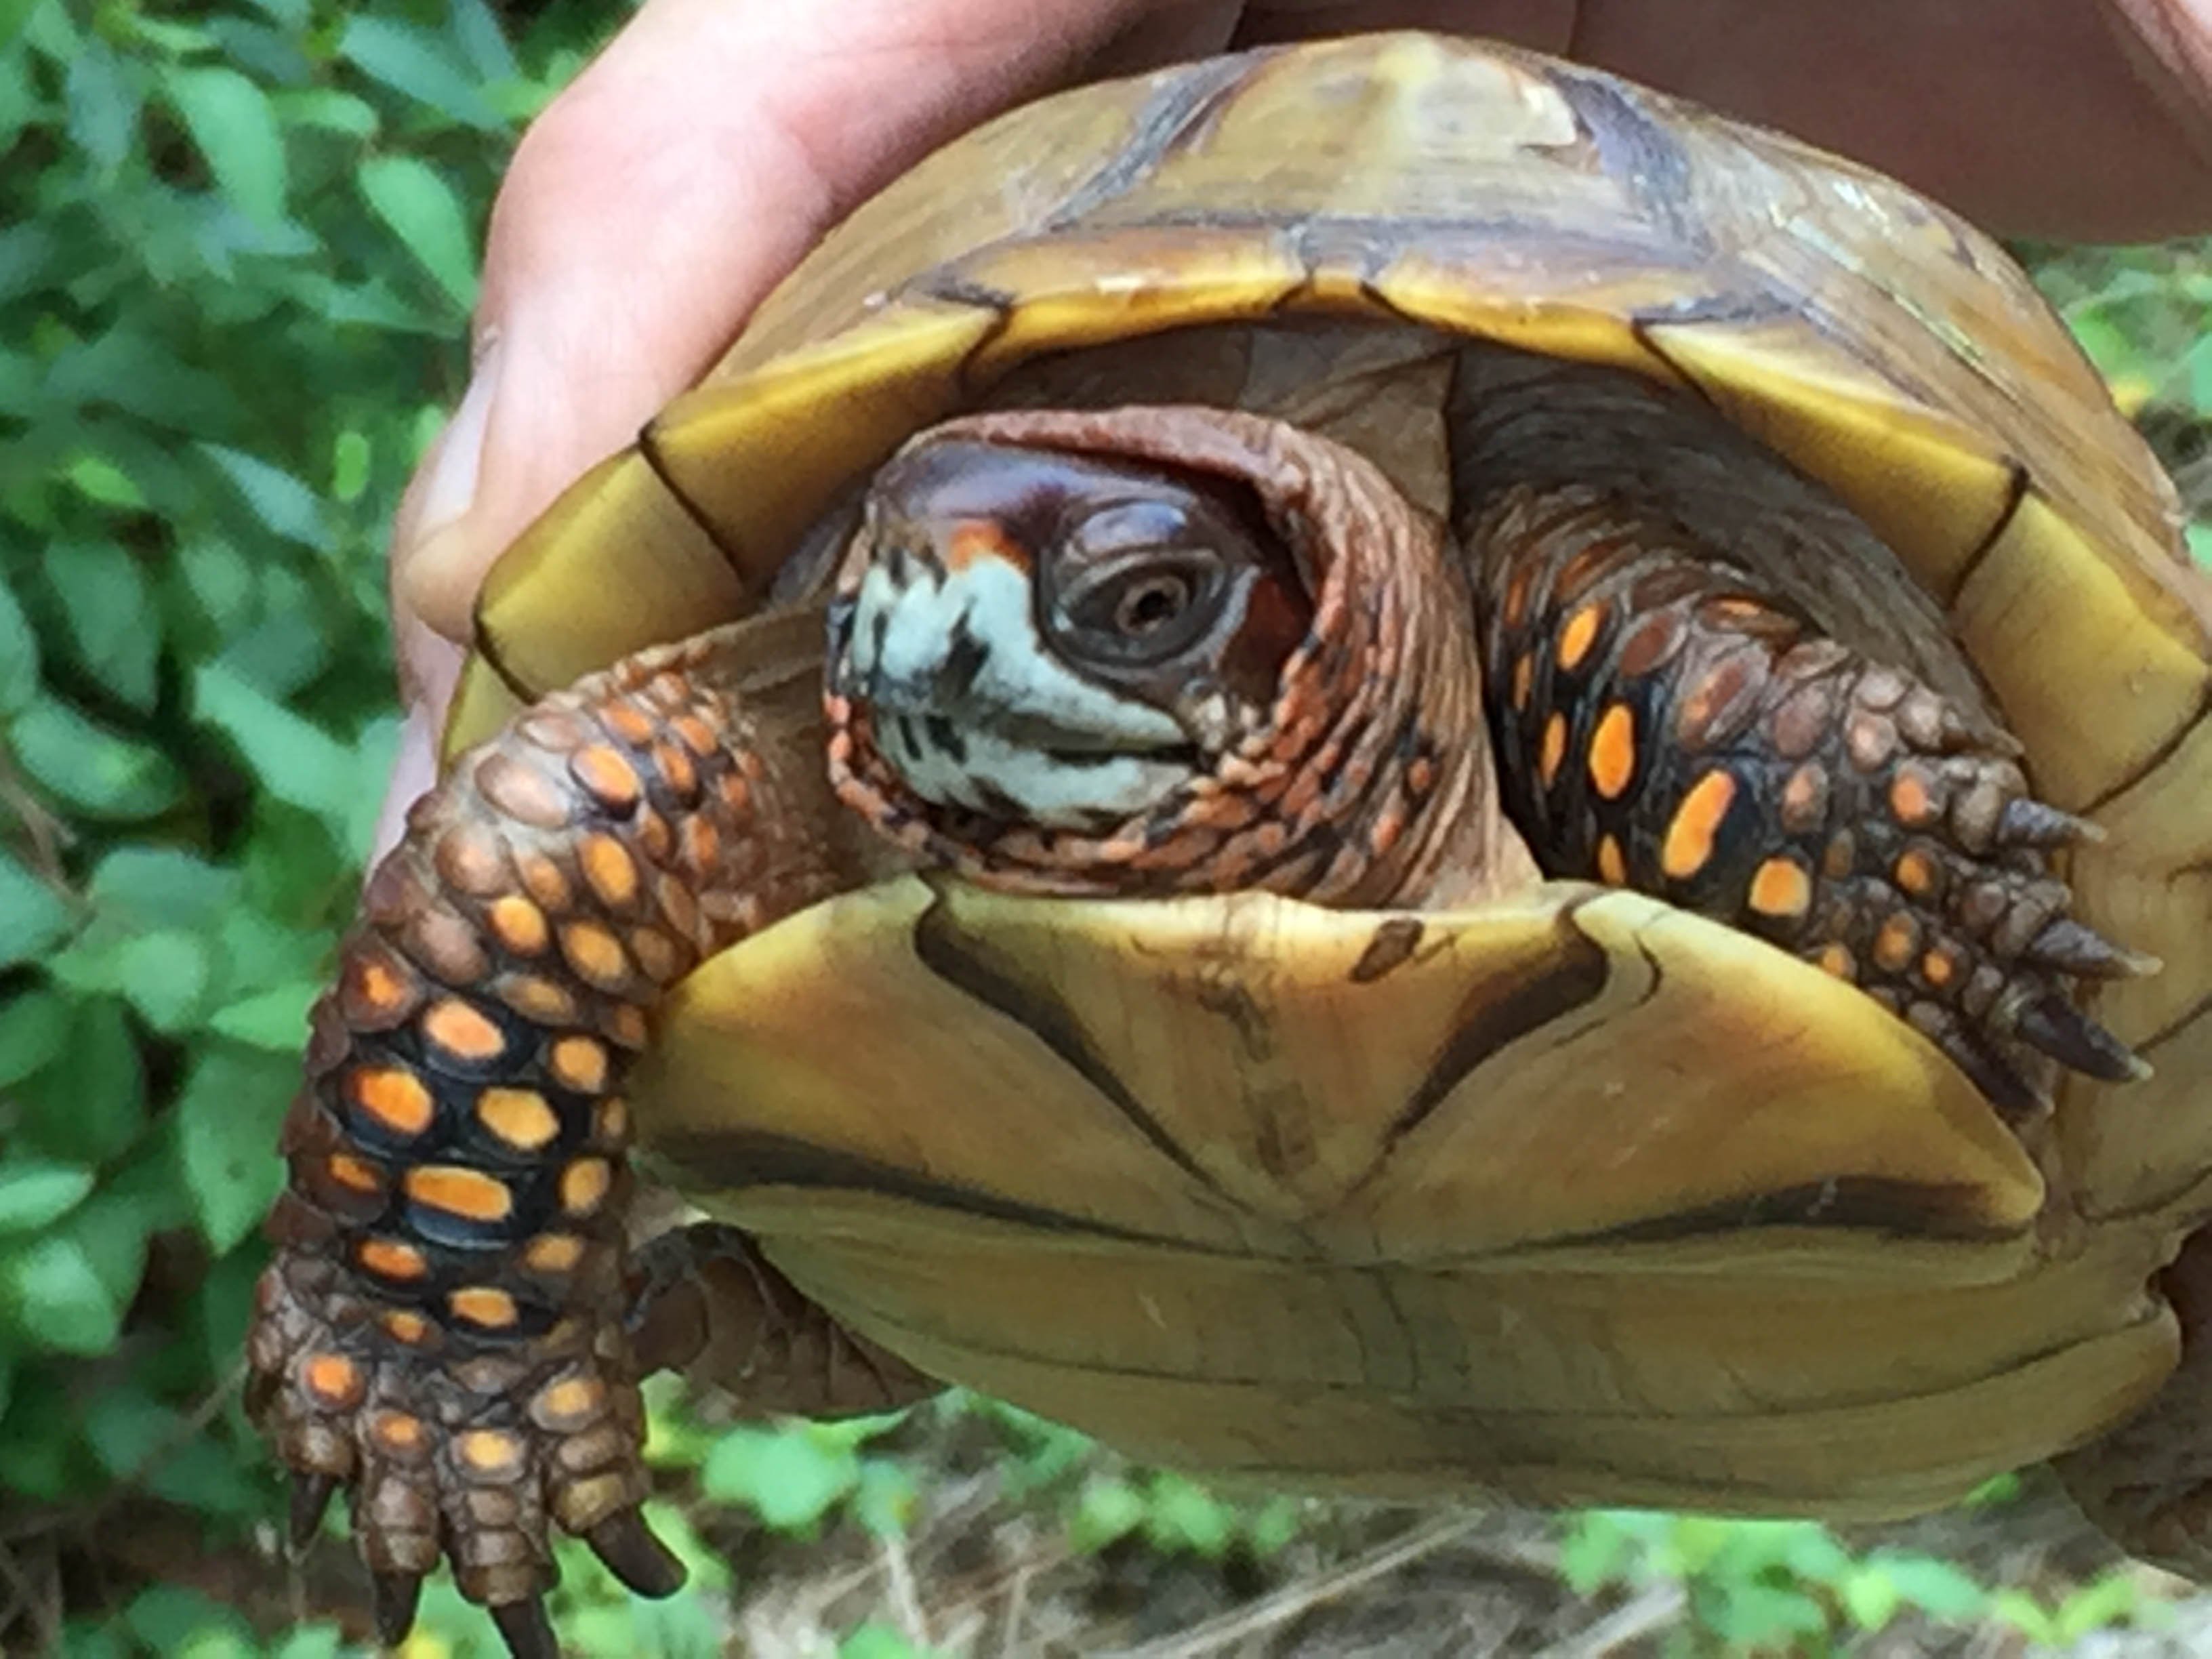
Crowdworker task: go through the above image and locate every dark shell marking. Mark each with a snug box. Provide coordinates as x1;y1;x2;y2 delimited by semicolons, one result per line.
1472;483;2149;1114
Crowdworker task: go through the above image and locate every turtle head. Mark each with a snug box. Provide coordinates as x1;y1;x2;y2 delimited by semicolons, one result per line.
827;426;1311;830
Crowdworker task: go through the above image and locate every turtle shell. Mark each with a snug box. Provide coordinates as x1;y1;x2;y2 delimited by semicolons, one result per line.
447;35;2212;1515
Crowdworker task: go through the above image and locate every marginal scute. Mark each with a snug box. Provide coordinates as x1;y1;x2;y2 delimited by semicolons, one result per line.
466;451;751;730
644;301;996;586
1638;316;2020;596
1948;489;2212;810
965;233;1311;382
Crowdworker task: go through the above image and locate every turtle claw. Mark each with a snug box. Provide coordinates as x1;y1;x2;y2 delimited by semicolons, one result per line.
1923;1013;2050;1120
1996;796;2105;848
2024;916;2161;981
287;1471;338;1551
587;1510;687;1597
372;1572;424;1647
491;1597;562;1659
2014;992;2152;1084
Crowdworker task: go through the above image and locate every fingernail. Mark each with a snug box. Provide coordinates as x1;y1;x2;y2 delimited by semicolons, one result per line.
411;334;503;543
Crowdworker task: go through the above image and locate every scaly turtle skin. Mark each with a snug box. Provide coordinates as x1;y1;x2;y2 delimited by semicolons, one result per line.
245;34;2212;1656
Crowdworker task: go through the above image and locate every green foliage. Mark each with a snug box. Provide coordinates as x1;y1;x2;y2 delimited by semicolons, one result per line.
698;1412;920;1538
1558;1510;2168;1654
964;1395;1305;1563
2030;242;2212;566
0;0;598;1643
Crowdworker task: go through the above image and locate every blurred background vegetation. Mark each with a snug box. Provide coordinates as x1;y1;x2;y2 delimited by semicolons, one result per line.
0;0;2207;1653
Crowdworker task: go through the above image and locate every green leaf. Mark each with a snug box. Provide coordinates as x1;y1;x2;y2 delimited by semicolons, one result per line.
163;64;287;226
839;1625;931;1659
64;47;138;176
9;696;183;819
89;847;240;928
1246;1496;1303;1558
1840;1564;1904;1632
198;443;325;548
852;1456;916;1537
0;989;69;1085
269;87;378;139
207;983;316;1050
193;661;359;826
179;539;255;634
43;541;160;711
0;1161;95;1233
701;1425;857;1533
0;1372;85;1499
124;1586;254;1655
5;1234;123;1353
117;929;213;1032
1143;1471;1235;1557
1555;1511;1636;1594
338;15;504;129
359;154;478;311
2053;1570;2148;1639
0;573;38;715
173;1044;293;1252
331;429;372;504
1990;1587;2058;1645
0;850;70;968
1069;1477;1146;1553
63;453;143;509
1871;1551;1987;1620
1708;1582;1828;1645
17;997;144;1164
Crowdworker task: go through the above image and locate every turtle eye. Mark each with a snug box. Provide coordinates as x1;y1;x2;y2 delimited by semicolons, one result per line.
1049;546;1227;668
1112;569;1195;638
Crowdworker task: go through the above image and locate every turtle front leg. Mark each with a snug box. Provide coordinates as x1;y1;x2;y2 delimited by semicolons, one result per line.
246;624;847;1656
1470;485;2152;1114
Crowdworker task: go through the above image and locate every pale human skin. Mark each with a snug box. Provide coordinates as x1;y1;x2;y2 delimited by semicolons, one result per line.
375;0;2212;855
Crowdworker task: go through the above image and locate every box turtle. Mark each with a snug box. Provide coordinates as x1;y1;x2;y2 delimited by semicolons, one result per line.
247;32;2212;1656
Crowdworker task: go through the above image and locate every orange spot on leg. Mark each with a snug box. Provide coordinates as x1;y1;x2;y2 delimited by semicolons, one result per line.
422;998;506;1065
1660;771;1738;880
1586;703;1637;800
1747;857;1812;920
1595;834;1626;886
1557;602;1604;670
1538;713;1568;787
487;895;549;955
346;1066;434;1138
476;1087;560;1151
569;745;642;812
403;1164;515;1224
356;1237;429;1282
449;1286;520;1329
550;1036;610;1094
302;1352;365;1409
560;1158;613;1216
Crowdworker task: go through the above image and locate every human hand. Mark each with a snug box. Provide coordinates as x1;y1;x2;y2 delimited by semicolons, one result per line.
376;0;2212;854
